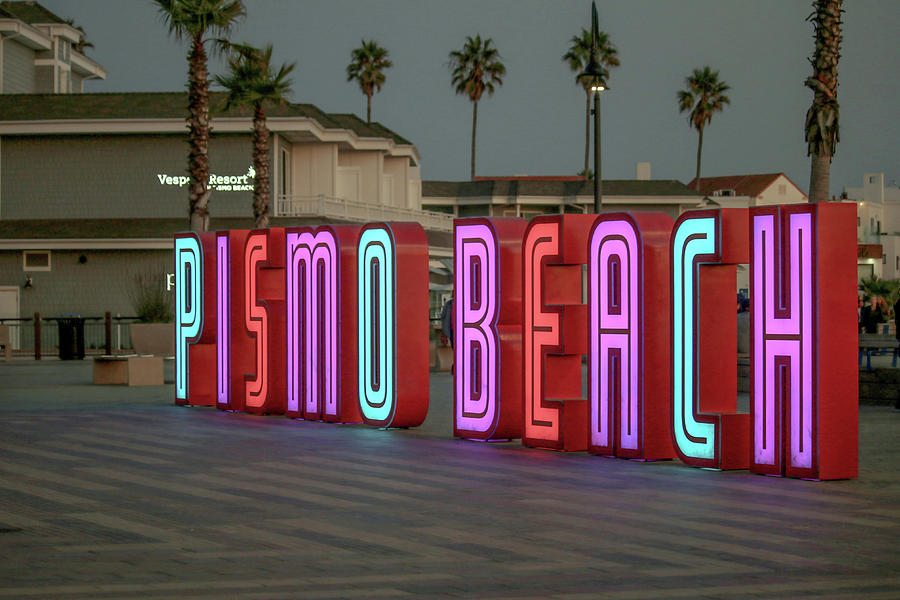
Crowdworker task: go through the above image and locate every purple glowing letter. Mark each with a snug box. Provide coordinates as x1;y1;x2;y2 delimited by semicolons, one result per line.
286;230;338;420
589;219;640;454
217;233;230;405
454;223;498;436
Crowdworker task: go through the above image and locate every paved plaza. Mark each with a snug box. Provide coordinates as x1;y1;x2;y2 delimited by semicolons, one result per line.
0;359;898;599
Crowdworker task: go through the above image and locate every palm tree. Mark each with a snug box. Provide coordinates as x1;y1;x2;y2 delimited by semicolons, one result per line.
448;35;506;180
216;43;294;228
563;28;619;176
677;67;731;192
346;40;393;124
805;0;843;203
154;0;246;231
63;19;94;53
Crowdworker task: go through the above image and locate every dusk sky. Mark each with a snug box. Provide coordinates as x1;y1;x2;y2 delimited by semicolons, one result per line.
42;0;899;197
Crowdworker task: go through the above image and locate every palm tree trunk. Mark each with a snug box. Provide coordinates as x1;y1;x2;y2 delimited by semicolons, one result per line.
584;90;591;176
809;151;831;202
187;33;211;231
805;0;843;203
470;100;478;180
367;93;372;123
695;126;704;192
252;104;270;229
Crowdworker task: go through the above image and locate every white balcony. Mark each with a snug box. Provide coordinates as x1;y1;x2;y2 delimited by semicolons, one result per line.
276;195;453;232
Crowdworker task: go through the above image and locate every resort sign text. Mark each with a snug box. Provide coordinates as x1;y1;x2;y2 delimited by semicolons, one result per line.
156;165;255;192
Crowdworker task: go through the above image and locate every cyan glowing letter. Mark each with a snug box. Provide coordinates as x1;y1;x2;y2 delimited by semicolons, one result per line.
175;235;201;401
671;209;749;470
357;222;429;428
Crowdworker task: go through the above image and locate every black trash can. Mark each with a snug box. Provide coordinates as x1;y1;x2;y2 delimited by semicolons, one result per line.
58;315;85;360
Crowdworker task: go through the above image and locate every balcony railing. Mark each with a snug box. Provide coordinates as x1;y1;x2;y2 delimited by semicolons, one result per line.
276;195;453;232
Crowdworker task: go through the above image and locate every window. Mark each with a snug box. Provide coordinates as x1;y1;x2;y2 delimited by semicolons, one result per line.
858;217;861;226
279;147;291;199
778;185;787;195
23;251;51;272
895;256;898;271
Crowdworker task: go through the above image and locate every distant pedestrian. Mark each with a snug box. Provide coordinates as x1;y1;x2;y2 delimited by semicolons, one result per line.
440;298;454;348
860;296;885;334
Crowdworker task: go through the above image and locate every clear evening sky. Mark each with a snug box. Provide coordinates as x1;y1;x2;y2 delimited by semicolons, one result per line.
42;0;898;196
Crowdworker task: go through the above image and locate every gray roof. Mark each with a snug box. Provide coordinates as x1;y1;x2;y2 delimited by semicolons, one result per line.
423;179;702;199
0;92;413;146
0;218;451;248
0;1;66;24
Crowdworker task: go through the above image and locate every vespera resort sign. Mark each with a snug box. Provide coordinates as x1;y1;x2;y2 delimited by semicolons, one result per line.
157;166;256;192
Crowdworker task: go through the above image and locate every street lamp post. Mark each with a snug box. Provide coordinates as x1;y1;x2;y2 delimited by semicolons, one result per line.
579;1;608;214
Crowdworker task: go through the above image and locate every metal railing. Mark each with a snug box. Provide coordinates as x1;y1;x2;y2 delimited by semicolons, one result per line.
0;314;141;358
276;194;454;232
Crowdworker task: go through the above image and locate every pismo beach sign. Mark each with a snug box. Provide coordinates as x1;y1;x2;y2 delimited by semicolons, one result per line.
175;205;858;480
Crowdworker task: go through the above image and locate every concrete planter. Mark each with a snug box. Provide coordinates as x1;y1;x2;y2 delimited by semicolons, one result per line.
130;323;175;357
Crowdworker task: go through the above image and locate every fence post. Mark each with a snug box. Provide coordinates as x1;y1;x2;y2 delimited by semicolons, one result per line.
105;311;112;355
34;312;41;361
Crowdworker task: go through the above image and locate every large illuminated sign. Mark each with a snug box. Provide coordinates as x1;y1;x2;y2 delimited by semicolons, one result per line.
523;215;594;451
286;225;362;423
588;213;674;459
453;218;526;441
357;222;429;428
670;209;750;470
750;204;857;479
172;209;857;481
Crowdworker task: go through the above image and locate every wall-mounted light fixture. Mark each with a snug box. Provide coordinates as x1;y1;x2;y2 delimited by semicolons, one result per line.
24;277;33;289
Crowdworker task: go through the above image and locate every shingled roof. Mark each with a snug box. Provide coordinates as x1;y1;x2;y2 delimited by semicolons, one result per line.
0;1;66;24
0;92;414;146
0;218;452;248
423;178;702;199
688;173;803;198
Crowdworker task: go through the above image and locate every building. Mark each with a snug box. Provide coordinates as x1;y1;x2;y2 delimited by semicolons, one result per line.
845;172;900;281
422;168;705;219
0;1;106;93
0;91;451;340
688;173;808;208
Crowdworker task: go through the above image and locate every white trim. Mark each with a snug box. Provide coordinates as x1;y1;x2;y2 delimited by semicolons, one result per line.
0;116;420;161
70;50;106;79
0;238;173;250
0;19;52;50
23;250;51;271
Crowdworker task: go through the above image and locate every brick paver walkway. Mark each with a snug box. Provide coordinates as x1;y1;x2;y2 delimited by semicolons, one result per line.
0;360;898;599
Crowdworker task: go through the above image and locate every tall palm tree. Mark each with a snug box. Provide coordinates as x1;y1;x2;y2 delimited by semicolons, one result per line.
154;0;245;231
677;66;731;192
448;35;506;180
563;28;619;176
805;0;843;203
346;40;393;124
216;43;294;228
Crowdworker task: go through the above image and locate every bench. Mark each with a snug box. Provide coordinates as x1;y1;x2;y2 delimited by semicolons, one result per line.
93;355;164;386
858;334;899;372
